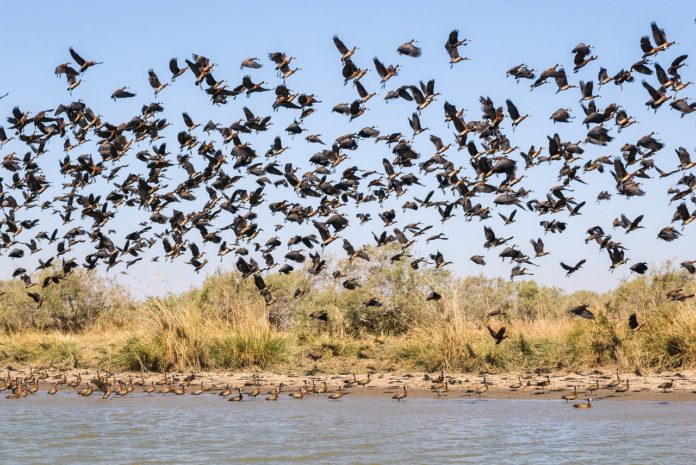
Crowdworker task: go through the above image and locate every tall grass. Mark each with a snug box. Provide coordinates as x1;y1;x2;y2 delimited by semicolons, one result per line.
114;298;289;372
0;251;694;373
0;333;85;369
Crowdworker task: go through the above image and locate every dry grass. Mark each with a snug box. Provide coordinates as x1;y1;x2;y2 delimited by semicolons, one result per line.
1;254;695;374
112;298;290;372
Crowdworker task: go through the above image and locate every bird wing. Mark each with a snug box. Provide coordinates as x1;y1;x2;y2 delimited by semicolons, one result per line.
447;29;459;48
373;57;387;77
640;36;653;54
182;112;194;128
426;79;435;96
655;63;669;85
69;47;86;66
267;52;284;64
169;58;180;74
342;239;356;256
148;69;161;88
505;99;520;120
354;81;368;99
429;134;444;149
185;59;201;77
486;325;499;339
650;21;666;46
554;69;569;86
676;147;691;165
382;158;395;176
333;35;349;55
243;106;255;121
669;54;688;75
641;80;661;100
585;80;593;96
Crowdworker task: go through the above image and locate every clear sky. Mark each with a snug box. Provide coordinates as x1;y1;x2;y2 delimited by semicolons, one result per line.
1;1;695;297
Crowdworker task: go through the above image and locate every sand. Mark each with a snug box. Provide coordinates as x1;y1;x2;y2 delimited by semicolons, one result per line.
4;366;696;402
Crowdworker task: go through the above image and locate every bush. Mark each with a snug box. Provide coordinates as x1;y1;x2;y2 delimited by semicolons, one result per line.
0;269;134;332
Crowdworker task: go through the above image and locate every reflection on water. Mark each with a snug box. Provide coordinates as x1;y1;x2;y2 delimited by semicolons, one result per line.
1;394;695;464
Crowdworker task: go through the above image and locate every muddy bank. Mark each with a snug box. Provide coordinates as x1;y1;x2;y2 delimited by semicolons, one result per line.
4;366;696;402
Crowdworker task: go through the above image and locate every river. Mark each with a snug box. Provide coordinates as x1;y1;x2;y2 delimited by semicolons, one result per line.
1;393;695;464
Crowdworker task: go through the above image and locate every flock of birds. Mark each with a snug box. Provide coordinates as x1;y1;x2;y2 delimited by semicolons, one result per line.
0;367;686;409
0;22;695;329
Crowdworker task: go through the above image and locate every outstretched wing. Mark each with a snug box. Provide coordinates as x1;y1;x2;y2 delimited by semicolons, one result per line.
650;21;666;46
506;99;520;120
333;35;349;55
169;57;181;74
69;47;86;66
373;57;387;77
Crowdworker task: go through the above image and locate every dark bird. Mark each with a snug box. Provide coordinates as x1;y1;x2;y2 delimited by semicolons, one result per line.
333;36;357;62
309;309;328;322
486;324;508;345
628;313;644;331
506;99;529;128
530;238;548;257
657;227;680;242
658;379;674;392
26;292;43;307
69;47;102;73
392;385;408;401
111;86;136;100
444;29;469;67
147;69;168;95
630;262;648;275
560;259;586;277
169;58;188;80
680;260;696;274
240;57;263;69
569;304;594;320
397;39;421;57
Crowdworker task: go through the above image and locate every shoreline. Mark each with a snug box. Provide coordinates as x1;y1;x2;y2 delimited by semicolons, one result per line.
4;367;696;402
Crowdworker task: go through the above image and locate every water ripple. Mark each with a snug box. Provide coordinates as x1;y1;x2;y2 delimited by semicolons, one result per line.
1;395;695;464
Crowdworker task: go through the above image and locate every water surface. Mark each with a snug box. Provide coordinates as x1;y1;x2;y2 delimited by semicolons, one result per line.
2;394;694;464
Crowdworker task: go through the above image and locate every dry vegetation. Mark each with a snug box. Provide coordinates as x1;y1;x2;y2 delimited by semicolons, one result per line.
1;248;694;375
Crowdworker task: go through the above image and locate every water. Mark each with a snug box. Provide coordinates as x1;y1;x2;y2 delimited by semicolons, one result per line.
1;394;695;464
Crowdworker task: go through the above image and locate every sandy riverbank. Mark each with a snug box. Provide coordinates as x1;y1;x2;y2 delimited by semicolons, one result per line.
5;366;696;402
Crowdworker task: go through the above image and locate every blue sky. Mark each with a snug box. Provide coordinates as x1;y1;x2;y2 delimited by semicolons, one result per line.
1;1;695;297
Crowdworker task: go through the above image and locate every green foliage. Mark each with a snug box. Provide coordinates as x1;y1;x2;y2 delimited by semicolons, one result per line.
0;269;133;332
0;256;694;373
0;336;84;369
115;336;166;372
207;334;289;369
